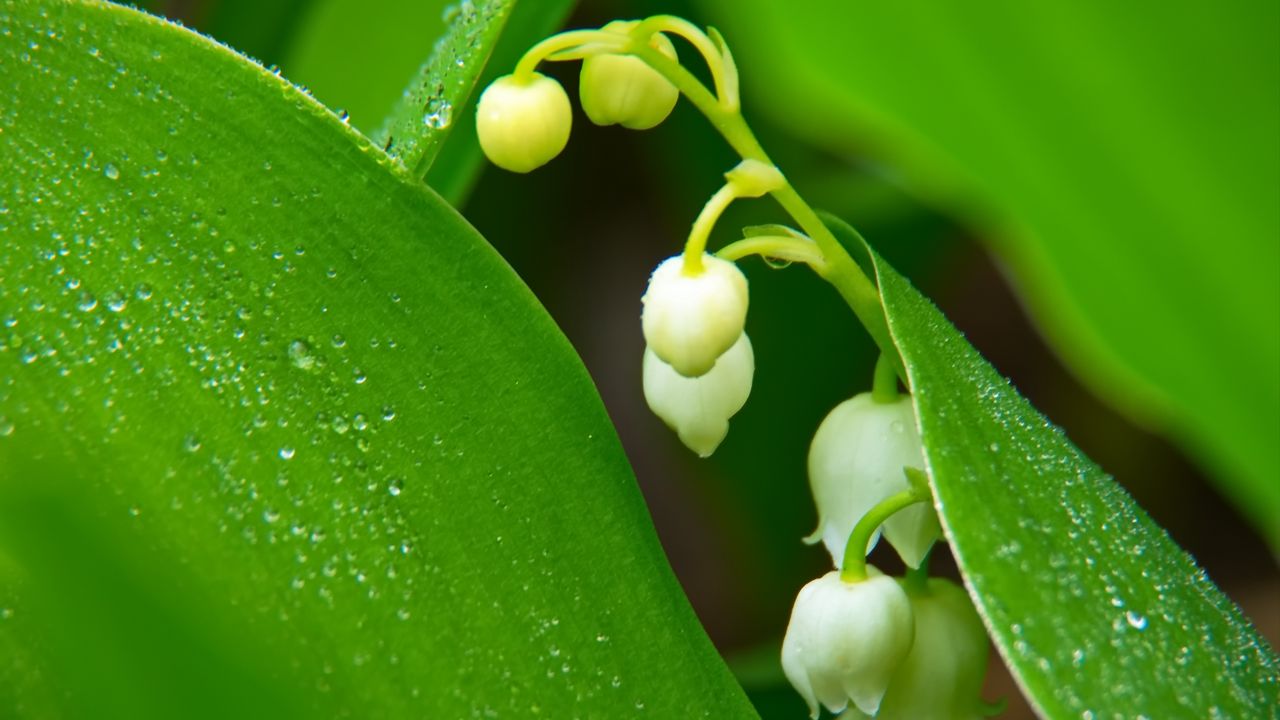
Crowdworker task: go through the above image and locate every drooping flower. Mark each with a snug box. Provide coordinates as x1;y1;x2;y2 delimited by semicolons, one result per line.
875;578;992;720
806;392;940;569
475;72;572;173
643;332;752;457
781;569;915;718
641;253;748;378
579;21;680;130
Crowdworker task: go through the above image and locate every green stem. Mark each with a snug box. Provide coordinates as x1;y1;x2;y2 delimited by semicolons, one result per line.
631;44;906;383
683;184;739;273
840;485;928;583
631;15;732;108
514;30;627;81
871;352;900;404
902;547;932;594
715;235;826;271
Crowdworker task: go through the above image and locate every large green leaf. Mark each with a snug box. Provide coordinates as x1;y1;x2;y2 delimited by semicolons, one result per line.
698;0;1280;548
0;1;755;716
826;217;1279;717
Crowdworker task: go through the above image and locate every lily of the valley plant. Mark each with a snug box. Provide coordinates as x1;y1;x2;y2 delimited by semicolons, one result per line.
476;15;1004;718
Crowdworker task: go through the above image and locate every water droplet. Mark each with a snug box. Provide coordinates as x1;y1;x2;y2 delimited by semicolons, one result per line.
76;291;98;312
388;477;403;496
103;163;119;180
288;340;316;370
423;98;453;129
0;417;14;437
105;292;127;312
381;406;396;421
134;283;153;301
279;446;296;460
1125;611;1148;630
182;434;201;452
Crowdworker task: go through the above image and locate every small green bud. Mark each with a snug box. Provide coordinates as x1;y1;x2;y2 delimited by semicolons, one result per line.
641;253;748;378
643;333;753;457
807;393;940;569
875;578;991;720
782;569;915;718
475;72;572;173
579;21;679;130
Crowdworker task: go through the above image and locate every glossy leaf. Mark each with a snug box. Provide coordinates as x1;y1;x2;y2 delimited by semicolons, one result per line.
826;217;1279;718
0;1;756;717
698;0;1280;549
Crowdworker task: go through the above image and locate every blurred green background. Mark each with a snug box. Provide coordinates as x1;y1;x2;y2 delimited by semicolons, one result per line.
46;0;1280;716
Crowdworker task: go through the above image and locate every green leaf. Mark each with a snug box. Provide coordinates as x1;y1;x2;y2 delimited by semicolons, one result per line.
0;1;755;717
697;0;1280;549
825;217;1279;718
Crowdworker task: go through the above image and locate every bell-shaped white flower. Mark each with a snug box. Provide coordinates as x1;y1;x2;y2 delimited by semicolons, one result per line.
806;393;940;569
476;72;572;173
641;253;748;378
643;333;752;457
781;569;915;718
580;21;680;130
876;578;991;720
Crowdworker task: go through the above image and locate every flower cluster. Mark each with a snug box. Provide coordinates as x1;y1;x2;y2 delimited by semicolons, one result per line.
781;388;991;718
783;572;991;720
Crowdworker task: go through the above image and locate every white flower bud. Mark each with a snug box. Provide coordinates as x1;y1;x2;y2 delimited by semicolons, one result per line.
475;72;572;173
876;578;991;720
641;253;748;378
643;333;752;457
579;21;679;130
806;393;940;569
782;569;915;718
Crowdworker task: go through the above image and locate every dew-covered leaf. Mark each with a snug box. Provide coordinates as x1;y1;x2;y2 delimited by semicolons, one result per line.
0;1;756;717
825;217;1279;717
